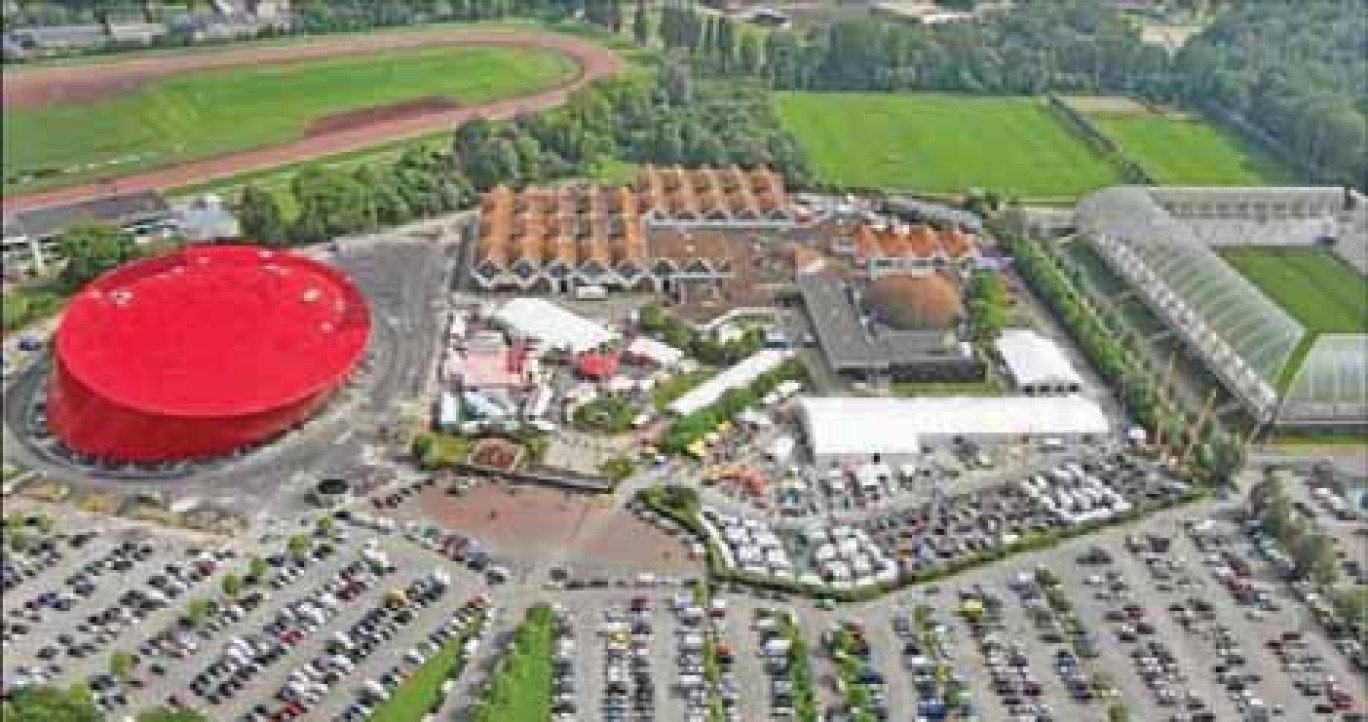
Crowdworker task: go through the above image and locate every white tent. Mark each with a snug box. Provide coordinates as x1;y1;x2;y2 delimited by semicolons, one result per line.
668;349;791;416
799;395;1110;467
493;298;614;354
626;336;685;367
995;329;1085;394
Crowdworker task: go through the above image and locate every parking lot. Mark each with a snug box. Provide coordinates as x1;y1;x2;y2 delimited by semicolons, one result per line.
5;461;1365;722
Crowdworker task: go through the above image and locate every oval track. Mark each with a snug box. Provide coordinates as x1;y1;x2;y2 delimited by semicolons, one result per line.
2;29;624;212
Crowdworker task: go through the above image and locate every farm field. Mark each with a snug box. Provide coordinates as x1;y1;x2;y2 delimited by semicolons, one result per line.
2;44;576;193
1219;246;1368;332
1087;109;1292;185
775;92;1123;199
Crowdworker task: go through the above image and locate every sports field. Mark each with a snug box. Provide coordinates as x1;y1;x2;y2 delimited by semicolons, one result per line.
1219;246;1368;332
2;44;576;191
775;92;1123;198
1088;110;1291;185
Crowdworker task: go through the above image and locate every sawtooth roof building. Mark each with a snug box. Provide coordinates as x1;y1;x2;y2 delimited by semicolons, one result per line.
1076;186;1368;429
470;165;796;293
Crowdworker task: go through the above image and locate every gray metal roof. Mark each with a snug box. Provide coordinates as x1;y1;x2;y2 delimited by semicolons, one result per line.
12;191;172;240
797;273;966;373
796;273;885;371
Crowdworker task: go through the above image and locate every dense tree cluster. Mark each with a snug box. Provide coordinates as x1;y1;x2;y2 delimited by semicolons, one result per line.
965;271;1009;341
1172;1;1366;187
636;304;767;366
450;65;810;194
56;223;142;287
1250;473;1340;587
236;147;471;245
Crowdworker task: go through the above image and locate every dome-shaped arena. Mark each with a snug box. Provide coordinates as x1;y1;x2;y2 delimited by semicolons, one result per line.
47;245;371;462
865;272;964;331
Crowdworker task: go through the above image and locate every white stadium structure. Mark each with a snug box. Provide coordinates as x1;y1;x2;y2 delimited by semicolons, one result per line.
1075;186;1368;429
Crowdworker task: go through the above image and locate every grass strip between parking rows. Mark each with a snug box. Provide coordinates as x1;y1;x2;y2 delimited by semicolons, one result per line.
467;604;553;722
369;608;487;722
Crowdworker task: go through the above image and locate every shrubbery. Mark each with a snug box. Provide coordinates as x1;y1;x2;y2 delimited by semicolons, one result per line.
659;358;808;453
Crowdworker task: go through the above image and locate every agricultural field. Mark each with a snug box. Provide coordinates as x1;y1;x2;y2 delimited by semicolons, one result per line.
2;44;577;192
775;92;1123;199
1219;246;1368;332
1086;107;1292;185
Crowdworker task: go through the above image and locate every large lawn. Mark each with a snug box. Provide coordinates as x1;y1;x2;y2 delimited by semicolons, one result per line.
1088;110;1292;185
1219;246;1367;332
775;92;1123;199
3;44;575;191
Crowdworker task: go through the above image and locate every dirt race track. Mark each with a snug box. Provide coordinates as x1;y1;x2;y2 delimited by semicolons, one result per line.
2;29;624;211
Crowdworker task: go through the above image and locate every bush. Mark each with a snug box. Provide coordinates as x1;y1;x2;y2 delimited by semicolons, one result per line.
573;396;636;433
601;456;636;483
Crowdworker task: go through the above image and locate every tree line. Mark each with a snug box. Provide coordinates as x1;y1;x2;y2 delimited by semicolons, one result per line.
237;62;811;244
1004;233;1243;484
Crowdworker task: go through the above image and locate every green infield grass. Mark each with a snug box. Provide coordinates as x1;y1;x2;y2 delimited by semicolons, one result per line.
1219;246;1367;332
775;92;1123;199
3;44;577;192
1088;110;1292;185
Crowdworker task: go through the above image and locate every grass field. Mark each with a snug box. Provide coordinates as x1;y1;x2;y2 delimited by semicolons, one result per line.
1087;110;1291;185
1219;246;1367;332
2;44;576;192
775;92;1123;199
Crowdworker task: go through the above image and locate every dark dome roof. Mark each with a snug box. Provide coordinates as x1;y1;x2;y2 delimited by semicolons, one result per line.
865;272;964;331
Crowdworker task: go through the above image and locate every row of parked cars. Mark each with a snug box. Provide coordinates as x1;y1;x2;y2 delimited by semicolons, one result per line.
959;586;1054;721
397;519;514;585
892;605;974;720
601;597;656;721
179;549;397;711
1178;518;1361;719
0;516;79;594
671;593;736;722
824;619;889;720
753;607;806;719
865;452;1185;580
550;605;577;721
1009;571;1107;705
1095;566;1215;721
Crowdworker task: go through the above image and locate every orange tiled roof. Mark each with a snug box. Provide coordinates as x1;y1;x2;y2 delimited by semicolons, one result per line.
939;227;975;258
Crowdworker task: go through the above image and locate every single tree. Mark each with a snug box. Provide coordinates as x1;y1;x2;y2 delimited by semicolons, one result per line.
287;534;312;560
184;598;211;627
109;651;133;680
221;572;243;598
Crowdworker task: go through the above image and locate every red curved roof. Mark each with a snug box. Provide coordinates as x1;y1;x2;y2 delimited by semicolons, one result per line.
55;245;370;418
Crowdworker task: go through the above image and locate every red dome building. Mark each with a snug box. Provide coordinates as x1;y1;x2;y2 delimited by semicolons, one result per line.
47;245;370;462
